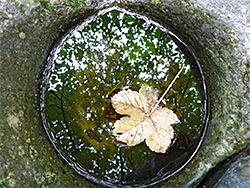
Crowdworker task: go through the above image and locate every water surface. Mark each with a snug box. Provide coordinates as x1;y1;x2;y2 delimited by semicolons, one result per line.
41;7;208;186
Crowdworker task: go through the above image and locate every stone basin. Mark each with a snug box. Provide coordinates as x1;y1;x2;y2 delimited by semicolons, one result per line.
0;0;249;187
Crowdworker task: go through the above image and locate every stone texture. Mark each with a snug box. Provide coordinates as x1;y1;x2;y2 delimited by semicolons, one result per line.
214;153;250;188
0;0;249;187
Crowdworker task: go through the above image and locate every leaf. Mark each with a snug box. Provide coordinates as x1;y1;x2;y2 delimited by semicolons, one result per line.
111;85;179;153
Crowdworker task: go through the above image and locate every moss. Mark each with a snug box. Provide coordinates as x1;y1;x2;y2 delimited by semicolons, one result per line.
0;174;11;188
40;0;57;13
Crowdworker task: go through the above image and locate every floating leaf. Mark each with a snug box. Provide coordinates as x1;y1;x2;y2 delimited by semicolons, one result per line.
111;85;179;153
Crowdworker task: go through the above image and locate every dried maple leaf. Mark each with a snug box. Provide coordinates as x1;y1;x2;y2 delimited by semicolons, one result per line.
111;84;180;153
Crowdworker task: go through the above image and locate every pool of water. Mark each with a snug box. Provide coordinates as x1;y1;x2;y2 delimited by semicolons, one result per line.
40;7;208;187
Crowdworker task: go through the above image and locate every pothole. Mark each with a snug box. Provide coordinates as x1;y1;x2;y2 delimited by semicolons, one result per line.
40;7;209;187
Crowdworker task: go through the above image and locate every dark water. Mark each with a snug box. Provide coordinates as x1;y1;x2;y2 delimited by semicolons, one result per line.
41;7;208;187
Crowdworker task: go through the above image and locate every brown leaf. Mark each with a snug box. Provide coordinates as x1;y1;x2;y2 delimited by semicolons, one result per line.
111;85;179;153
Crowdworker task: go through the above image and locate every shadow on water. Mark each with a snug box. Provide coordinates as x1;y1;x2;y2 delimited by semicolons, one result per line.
124;131;200;182
40;7;208;186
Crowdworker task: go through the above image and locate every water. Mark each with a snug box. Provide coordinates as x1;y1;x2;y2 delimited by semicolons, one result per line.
40;7;208;187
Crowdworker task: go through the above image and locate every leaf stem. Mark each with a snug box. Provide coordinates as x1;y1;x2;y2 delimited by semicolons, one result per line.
108;76;126;97
148;66;184;116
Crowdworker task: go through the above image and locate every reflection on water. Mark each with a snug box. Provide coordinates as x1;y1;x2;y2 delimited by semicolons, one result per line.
41;7;207;186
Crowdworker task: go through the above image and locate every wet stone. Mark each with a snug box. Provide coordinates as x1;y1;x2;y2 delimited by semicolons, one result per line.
216;156;250;187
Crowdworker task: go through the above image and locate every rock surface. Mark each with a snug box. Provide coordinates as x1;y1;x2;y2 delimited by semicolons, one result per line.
0;0;249;187
214;154;250;188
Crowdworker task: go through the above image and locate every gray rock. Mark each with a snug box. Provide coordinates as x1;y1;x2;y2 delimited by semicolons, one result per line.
215;154;250;188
